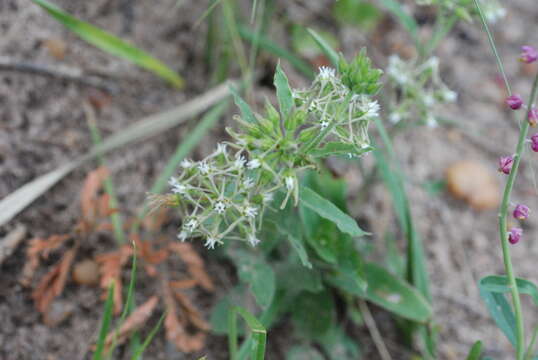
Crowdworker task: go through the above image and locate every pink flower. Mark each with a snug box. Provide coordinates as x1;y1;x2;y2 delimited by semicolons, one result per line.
520;46;538;64
498;155;514;175
513;204;530;220
506;95;523;110
530;133;538;152
508;227;523;245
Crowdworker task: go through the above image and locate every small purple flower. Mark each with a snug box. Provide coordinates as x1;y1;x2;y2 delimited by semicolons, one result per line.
513;204;530;220
506;94;523;110
531;133;538;152
520;46;538;64
508;227;523;245
498;155;514;175
529;107;538;127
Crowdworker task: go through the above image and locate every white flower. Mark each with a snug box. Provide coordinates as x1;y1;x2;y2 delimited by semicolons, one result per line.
426;115;438;128
441;89;457;103
247;159;261;169
184;219;198;232
198;161;211;174
389;112;402;124
353;94;380;119
247;234;260;247
214;143;227;156
387;55;410;85
285;176;295;191
169;177;187;195
262;192;274;203
423;93;435;107
214;201;226;214
318;66;336;81
243;177;255;189
204;236;218;249
181;159;194;168
320;120;330;129
244;206;258;218
177;231;188;242
234;155;246;169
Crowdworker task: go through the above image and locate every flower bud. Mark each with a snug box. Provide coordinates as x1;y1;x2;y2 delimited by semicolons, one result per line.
498;155;514;175
529;107;538;127
531;133;538;152
513;204;530;220
520;46;538;64
506;94;523;110
508;227;523;244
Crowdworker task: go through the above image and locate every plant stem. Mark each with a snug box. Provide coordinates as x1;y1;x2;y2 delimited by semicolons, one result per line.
499;72;538;360
525;324;538;360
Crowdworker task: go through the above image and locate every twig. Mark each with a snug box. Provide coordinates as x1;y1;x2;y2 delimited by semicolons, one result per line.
358;300;393;360
0;224;27;265
0;55;117;92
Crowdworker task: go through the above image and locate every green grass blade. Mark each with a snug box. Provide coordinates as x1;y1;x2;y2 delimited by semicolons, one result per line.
131;313;166;360
238;25;315;79
229;306;267;360
93;282;115;360
0;81;233;226
466;341;483;360
306;28;339;69
31;0;184;88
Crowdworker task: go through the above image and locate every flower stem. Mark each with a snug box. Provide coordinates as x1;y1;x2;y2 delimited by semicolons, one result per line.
499;72;538;360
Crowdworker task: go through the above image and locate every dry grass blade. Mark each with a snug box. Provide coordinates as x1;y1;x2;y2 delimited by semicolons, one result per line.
81;167;109;222
0;224;27;265
32;248;76;313
169;243;214;292
95;244;133;314
101;296;159;352
0;81;234;227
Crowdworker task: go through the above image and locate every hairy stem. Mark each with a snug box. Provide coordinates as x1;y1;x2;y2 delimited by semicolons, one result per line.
499;72;538;359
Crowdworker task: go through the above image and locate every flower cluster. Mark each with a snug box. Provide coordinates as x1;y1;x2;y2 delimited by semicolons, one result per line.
161;54;382;249
386;55;457;127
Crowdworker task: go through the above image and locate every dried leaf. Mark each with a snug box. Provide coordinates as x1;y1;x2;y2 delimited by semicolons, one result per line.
20;235;70;287
81;167;109;222
142;207;170;232
32;248;76;313
169;243;214;292
163;281;205;352
101;296;159;352
173;291;210;331
133;235;169;265
169;279;197;290
95;244;132;314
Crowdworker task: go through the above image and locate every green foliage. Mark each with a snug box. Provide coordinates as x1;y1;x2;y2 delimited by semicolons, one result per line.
228;306;267;360
291;290;335;339
31;0;183;87
339;48;384;95
479;278;517;346
236;251;276;309
465;341;483;360
93;282;116;360
332;0;382;30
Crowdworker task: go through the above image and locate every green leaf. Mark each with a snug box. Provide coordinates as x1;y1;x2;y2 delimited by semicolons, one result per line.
479;279;517;346
299;186;368;238
292;290;335;339
237;252;276;309
276;263;323;294
310;142;373;158
328;262;432;323
229;306;267;360
319;325;361;360
31;0;183;87
465;341;483;360
274;62;293;119
332;0;382;30
306;28;339;68
479;275;538;306
286;345;325;360
229;85;258;124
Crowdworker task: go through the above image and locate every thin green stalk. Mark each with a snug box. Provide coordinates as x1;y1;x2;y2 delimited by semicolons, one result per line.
472;0;512;95
498;72;538;360
525;324;538;360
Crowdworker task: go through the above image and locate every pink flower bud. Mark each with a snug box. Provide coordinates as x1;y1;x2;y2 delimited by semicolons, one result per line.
506;94;523;110
508;227;523;244
531;133;538;152
513;204;530;220
520;46;538;64
529;107;538;127
498;155;514;175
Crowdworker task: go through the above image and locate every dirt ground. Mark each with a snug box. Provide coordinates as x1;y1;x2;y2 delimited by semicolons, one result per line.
2;0;538;359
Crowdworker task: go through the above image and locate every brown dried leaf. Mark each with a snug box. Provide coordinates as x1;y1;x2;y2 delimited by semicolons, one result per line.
163;281;206;352
133;234;168;265
32;248;76;313
173;291;210;331
142;207;169;232
95;244;132;314
101;296;159;352
81;167;109;223
20;235;70;287
169;243;214;292
169;279;197;290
